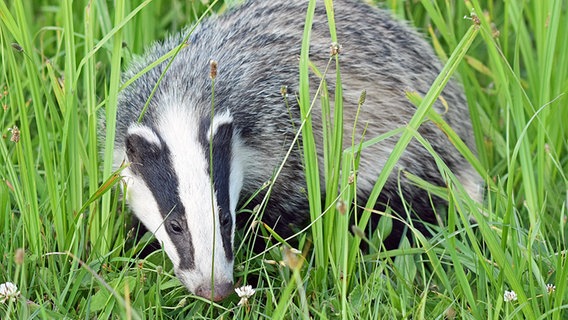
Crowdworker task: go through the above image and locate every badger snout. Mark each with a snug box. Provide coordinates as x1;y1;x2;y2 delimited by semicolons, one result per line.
195;280;234;301
175;264;235;301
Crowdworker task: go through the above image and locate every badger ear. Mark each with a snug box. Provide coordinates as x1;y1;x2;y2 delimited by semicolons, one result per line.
125;124;163;166
199;111;234;147
210;111;233;138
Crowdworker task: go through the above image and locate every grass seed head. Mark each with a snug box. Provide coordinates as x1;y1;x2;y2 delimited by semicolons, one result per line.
14;248;24;265
210;59;218;79
11;43;23;53
9;126;20;143
330;42;341;56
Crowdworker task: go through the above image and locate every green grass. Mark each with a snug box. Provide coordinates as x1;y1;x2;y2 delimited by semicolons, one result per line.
1;0;567;319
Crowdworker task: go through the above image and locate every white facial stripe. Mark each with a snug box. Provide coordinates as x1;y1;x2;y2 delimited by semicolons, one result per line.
155;106;234;286
119;101;238;295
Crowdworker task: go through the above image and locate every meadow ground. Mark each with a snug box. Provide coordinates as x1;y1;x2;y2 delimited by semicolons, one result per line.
0;0;567;319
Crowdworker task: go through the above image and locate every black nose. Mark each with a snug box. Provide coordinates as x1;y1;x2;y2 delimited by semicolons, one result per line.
195;281;234;301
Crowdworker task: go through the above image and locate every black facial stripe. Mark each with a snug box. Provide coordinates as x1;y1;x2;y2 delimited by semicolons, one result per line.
126;134;178;219
199;117;211;149
125;131;195;270
213;123;234;261
164;210;195;270
200;119;234;261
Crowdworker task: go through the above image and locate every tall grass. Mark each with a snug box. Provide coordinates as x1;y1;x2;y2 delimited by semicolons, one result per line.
0;0;566;319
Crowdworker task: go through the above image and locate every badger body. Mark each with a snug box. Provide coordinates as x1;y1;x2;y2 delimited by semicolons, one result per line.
113;0;481;301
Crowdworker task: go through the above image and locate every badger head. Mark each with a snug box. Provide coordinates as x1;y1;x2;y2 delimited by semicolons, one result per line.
118;108;242;301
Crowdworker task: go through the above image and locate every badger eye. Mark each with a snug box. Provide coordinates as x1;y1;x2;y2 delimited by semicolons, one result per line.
169;219;184;235
220;213;231;227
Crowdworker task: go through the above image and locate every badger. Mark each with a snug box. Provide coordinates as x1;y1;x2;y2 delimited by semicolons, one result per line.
112;0;482;301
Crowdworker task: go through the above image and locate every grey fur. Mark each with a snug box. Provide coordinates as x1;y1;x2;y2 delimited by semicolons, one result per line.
112;0;481;299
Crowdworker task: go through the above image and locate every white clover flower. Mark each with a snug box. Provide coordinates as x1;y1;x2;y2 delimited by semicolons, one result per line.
235;285;256;307
546;284;556;294
0;282;20;304
503;290;517;302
